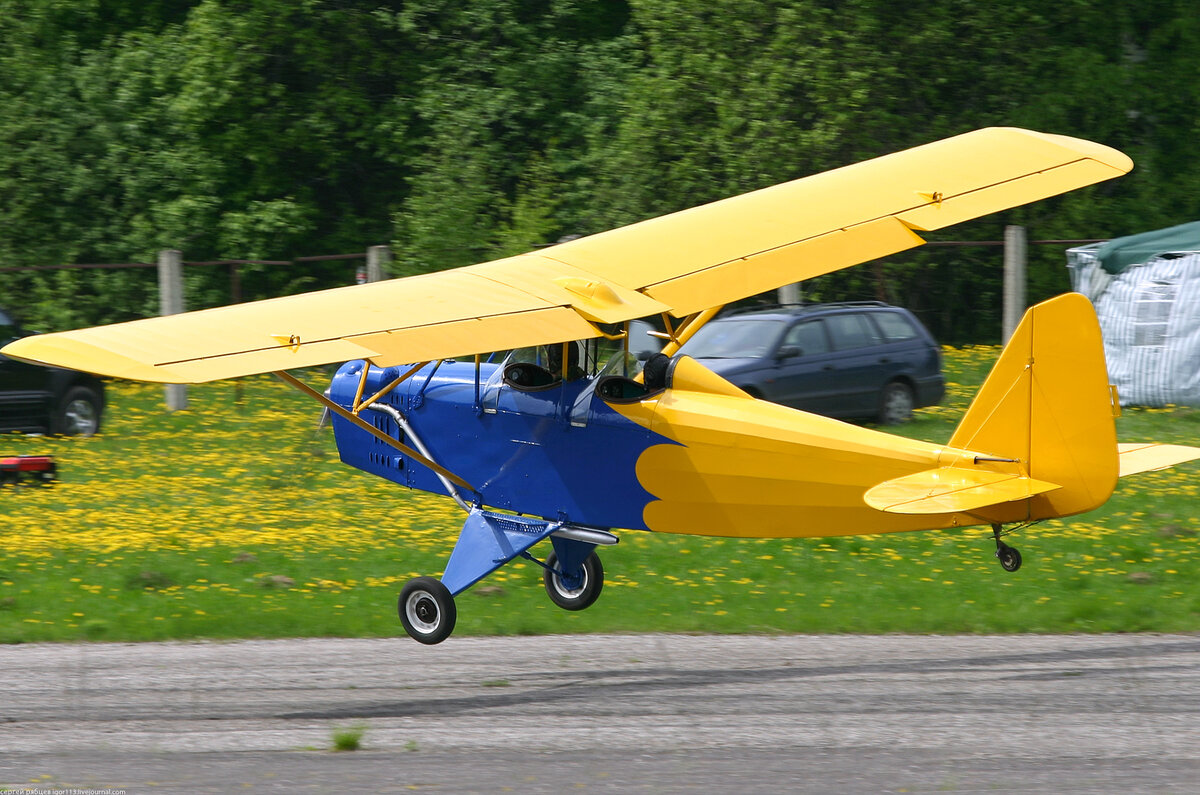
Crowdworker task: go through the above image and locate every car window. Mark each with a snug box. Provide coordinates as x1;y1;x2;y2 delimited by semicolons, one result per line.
680;318;786;358
825;313;882;350
0;309;15;345
781;320;830;355
871;311;921;341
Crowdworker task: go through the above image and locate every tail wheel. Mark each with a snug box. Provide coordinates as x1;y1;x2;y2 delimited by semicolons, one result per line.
996;544;1023;572
543;550;604;611
398;577;456;645
991;523;1023;573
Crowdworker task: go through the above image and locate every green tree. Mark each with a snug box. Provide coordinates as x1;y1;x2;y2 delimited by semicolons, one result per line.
2;0;1198;342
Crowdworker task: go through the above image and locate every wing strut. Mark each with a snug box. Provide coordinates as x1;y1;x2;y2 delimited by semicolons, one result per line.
353;361;429;414
273;370;476;493
657;305;725;357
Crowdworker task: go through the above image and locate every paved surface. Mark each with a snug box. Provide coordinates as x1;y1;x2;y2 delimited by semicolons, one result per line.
1;633;1198;793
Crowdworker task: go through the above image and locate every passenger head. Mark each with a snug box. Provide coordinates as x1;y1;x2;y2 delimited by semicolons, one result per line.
546;343;581;380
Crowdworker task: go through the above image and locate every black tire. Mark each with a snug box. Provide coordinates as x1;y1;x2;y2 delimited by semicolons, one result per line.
997;545;1023;573
877;381;914;425
51;385;103;436
543;550;604;611
398;577;456;645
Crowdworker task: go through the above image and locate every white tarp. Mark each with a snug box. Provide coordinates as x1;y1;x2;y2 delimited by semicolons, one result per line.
1068;239;1200;407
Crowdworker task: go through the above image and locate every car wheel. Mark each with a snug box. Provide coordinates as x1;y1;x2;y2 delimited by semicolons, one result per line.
877;381;914;425
51;386;103;436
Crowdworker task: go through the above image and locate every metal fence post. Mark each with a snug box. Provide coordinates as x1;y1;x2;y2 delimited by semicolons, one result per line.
1002;225;1027;344
158;249;188;411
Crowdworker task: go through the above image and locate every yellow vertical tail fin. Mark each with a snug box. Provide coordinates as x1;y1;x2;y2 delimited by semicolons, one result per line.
949;293;1119;520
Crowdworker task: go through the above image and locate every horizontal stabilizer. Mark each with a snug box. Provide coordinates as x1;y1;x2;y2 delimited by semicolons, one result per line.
864;467;1061;515
1117;443;1200;477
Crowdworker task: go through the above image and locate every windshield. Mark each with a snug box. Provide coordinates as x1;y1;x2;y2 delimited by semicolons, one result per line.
596;349;644;379
678;318;786;359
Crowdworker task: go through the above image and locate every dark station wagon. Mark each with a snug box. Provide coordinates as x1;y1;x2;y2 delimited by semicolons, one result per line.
0;308;105;436
677;302;944;424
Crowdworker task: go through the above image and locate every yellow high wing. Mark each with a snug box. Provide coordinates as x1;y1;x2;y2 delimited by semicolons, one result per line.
2;127;1132;383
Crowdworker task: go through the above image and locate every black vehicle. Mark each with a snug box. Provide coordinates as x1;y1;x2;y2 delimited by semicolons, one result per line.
0;308;105;436
677;302;944;424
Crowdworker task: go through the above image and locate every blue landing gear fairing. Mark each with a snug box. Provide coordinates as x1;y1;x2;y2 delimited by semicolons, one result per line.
397;507;615;644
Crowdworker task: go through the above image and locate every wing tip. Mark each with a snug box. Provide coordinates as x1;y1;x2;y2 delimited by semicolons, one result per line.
994;127;1134;175
1;334;185;383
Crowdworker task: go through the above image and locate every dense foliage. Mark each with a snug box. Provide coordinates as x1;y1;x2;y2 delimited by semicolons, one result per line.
2;0;1198;341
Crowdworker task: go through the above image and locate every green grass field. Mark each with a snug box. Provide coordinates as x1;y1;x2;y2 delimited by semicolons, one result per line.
3;347;1199;643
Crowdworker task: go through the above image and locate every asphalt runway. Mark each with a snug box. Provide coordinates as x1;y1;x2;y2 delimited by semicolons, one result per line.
1;633;1198;794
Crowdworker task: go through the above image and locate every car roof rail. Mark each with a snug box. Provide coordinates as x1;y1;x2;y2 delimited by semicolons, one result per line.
721;300;893;317
808;300;892;309
721;303;799;316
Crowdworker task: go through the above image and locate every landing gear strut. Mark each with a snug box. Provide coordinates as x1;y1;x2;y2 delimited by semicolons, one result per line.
395;511;619;644
992;523;1022;572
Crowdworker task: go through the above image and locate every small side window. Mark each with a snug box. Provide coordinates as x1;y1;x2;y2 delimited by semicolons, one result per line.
825;313;881;350
1133;281;1176;347
0;309;16;345
595;375;657;403
872;312;921;342
503;362;559;391
781;320;830;355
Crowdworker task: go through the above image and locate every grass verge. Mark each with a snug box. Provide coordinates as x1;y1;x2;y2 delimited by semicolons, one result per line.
2;347;1198;642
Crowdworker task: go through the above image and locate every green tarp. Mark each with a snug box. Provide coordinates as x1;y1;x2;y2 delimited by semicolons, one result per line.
1096;220;1200;274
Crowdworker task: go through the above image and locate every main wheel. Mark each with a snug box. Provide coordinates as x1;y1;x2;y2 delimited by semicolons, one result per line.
877;381;914;425
996;544;1023;573
398;577;456;645
51;385;103;436
543;550;604;611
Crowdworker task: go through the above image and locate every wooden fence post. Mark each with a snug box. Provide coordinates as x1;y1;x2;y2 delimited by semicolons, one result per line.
366;245;391;283
777;283;801;305
1002;225;1027;344
158;249;188;411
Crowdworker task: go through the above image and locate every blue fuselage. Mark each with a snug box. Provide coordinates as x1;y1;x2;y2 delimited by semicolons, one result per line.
328;360;662;531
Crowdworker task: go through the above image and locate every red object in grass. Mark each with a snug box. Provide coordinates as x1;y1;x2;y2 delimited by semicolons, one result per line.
0;455;57;485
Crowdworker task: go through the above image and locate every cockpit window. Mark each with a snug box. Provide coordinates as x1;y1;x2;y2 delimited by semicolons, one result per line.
595;349;643;379
507;345;551;369
502;342;586;391
499;331;662;395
